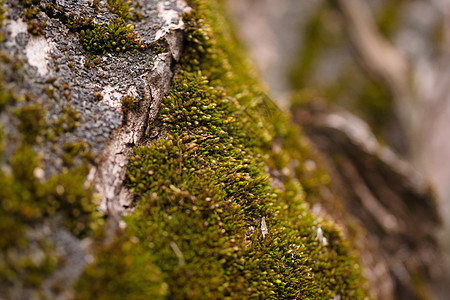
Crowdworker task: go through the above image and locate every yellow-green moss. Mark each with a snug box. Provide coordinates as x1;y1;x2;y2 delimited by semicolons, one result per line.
35;0;159;54
123;71;365;298
63;0;146;54
18;0;47;36
77;18;145;53
0;77;15;111
76;0;368;298
75;230;167;300
121;94;139;124
14;102;45;144
0;142;99;293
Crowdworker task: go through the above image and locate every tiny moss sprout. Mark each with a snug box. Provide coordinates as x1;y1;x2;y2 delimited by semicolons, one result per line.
93;92;103;101
27;20;46;36
20;0;46;36
121;94;138;124
107;0;133;20
90;0;101;13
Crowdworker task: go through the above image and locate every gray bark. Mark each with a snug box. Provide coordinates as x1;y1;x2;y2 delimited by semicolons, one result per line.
0;0;187;298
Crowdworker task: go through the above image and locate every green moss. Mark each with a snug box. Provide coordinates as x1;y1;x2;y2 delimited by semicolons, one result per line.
0;124;3;153
19;0;46;36
0;227;57;288
20;0;40;6
107;0;133;20
0;1;4;42
93;92;103;102
0;1;5;28
0;152;99;293
121;70;365;297
149;41;165;54
0;77;16;111
61;141;86;167
14;102;45;144
27;19;46;36
48;105;81;138
62;0;148;54
43;84;55;98
30;0;153;54
0;139;100;290
5;143;97;236
90;0;101;13
78;18;145;53
75;230;167;300
76;0;368;298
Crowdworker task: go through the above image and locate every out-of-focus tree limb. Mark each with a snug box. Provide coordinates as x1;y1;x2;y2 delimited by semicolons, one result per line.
333;0;409;101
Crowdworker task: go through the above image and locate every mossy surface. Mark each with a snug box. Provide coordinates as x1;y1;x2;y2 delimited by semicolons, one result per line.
62;0;147;53
0;30;100;298
1;0;170;297
0;107;99;294
32;0;160;54
75;230;167;300
20;0;46;36
77;0;368;298
77;18;145;54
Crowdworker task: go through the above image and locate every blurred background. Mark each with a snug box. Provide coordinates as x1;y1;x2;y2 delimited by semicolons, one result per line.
226;0;450;298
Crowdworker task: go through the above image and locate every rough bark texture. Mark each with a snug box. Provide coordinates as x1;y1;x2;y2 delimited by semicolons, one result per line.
95;29;184;216
0;0;187;298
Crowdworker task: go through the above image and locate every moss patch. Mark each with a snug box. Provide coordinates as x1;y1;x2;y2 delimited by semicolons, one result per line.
19;0;46;36
33;0;161;54
64;0;146;54
77;18;145;54
75;230;167;300
123;71;365;298
76;0;368;298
